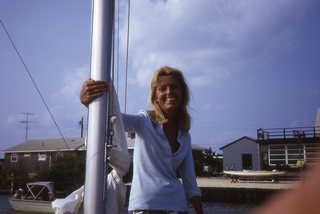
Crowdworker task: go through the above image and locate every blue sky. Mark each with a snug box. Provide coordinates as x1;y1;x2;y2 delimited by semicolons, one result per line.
0;0;319;158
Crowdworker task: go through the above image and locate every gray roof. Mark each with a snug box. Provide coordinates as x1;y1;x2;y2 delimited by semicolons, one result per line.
219;136;256;150
191;144;204;151
4;138;85;153
5;136;204;153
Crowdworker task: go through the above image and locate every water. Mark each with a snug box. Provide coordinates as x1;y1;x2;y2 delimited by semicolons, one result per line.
0;195;253;214
0;195;13;214
200;201;253;213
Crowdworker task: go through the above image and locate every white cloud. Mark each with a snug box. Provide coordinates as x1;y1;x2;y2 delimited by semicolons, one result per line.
39;65;89;131
54;65;89;103
6;114;21;127
120;0;309;90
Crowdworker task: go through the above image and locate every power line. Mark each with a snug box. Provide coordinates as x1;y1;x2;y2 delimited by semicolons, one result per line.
0;18;70;150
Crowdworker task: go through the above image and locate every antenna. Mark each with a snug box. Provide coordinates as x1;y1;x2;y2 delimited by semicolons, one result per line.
20;113;34;142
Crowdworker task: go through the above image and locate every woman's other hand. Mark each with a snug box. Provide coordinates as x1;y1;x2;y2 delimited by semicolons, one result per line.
80;79;108;107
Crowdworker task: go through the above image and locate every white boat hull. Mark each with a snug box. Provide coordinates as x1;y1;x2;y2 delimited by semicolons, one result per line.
9;198;54;213
224;170;285;177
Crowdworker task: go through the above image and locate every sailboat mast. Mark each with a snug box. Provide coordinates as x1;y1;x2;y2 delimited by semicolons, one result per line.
84;0;114;213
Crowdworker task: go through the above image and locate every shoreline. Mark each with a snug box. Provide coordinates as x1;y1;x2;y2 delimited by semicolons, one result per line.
0;189;11;195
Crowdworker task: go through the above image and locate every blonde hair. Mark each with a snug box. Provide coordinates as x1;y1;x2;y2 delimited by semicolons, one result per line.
147;66;191;132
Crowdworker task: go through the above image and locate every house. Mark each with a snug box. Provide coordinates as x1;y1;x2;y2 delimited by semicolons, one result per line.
220;126;320;171
220;108;320;171
4;136;205;178
0;158;4;171
220;136;260;171
257;126;320;170
4;138;85;178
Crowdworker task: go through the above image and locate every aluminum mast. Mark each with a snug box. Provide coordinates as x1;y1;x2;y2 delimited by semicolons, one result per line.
84;0;114;213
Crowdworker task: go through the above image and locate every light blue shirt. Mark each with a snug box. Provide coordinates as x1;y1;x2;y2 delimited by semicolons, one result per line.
123;111;201;211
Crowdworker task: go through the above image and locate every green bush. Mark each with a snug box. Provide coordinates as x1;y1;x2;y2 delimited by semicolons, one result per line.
34;156;85;194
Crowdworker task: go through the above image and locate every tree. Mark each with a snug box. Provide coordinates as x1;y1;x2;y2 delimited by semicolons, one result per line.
35;155;85;195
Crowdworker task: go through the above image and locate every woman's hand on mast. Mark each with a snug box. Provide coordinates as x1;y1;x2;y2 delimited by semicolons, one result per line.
80;79;109;107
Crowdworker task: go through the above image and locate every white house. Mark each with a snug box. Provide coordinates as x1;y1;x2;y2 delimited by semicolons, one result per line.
220;136;260;171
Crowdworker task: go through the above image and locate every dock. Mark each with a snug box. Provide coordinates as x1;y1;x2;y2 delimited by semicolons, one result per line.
196;176;297;189
125;176;298;204
196;176;298;204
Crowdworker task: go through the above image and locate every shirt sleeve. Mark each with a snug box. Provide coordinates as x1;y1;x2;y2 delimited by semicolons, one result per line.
121;112;145;133
178;135;202;199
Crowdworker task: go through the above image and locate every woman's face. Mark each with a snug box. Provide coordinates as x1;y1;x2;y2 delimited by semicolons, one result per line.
155;75;183;116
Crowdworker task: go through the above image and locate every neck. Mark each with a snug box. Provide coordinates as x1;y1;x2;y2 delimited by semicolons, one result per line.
164;113;179;126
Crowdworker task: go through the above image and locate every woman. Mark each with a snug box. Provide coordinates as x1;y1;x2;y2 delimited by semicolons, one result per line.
80;66;203;214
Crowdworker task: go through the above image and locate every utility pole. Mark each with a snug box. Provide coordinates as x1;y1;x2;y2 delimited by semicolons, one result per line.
20;113;34;142
79;116;84;138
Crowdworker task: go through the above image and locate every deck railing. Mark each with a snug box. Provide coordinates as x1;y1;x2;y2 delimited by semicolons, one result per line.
257;126;320;140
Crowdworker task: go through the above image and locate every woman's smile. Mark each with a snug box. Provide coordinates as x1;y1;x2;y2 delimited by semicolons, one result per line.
156;75;182;115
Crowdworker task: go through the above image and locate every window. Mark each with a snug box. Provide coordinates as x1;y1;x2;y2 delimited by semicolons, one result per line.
287;145;304;164
38;153;47;161
269;145;286;165
268;144;318;165
10;154;18;162
305;144;320;163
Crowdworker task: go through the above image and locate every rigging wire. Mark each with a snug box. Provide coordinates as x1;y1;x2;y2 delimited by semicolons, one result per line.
0;18;70;150
116;0;120;93
124;0;131;113
110;6;115;116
